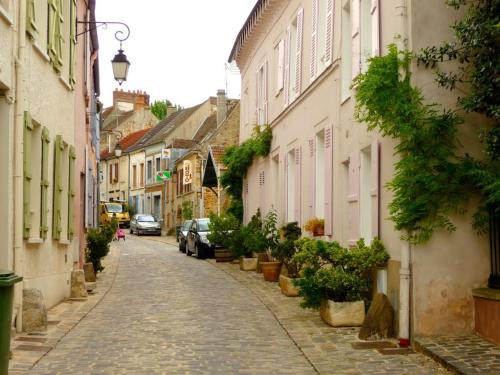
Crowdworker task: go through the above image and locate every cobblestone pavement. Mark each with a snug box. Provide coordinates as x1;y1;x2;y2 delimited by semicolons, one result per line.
27;236;316;375
210;260;451;375
414;335;500;374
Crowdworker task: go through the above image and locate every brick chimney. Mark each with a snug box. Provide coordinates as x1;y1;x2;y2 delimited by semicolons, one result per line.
113;89;150;111
216;89;227;127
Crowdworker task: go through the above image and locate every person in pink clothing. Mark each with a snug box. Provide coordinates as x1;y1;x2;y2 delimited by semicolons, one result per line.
115;228;126;241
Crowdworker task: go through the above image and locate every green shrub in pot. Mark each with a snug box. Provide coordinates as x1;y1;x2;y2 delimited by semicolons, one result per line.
272;222;302;278
293;238;389;309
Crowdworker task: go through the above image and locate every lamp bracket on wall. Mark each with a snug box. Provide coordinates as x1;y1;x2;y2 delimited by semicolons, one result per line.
76;21;130;47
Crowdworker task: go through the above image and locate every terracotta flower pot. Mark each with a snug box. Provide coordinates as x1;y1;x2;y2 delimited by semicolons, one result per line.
255;253;270;273
279;275;300;297
313;227;324;236
260;261;282;282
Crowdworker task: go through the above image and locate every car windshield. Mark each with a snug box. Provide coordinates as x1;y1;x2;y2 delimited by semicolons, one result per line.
137;215;155;222
182;220;193;230
106;203;123;213
198;220;210;231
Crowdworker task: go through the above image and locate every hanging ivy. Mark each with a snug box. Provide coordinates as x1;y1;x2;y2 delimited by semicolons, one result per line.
417;0;500;232
353;44;469;244
220;125;272;221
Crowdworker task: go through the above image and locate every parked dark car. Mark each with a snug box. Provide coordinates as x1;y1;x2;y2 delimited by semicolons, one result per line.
178;220;193;253
130;214;161;236
186;218;219;259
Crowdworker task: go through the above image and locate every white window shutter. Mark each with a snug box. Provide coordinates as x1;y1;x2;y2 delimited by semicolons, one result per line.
309;138;315;217
263;61;268;123
371;0;380;56
295;8;304;97
310;0;319;80
351;0;361;78
277;39;285;93
325;0;334;66
284;26;291;107
255;70;260;124
294;147;301;224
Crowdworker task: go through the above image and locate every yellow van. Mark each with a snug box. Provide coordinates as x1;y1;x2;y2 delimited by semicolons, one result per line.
99;201;130;228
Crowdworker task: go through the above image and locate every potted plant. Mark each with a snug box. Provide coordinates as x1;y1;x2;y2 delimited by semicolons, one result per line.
207;213;239;262
272;222;302;296
257;210;282;281
239;210;266;271
304;217;325;236
293;238;389;327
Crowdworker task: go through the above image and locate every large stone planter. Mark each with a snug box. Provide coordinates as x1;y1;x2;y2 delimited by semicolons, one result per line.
279;275;300;297
260;261;282;282
320;299;365;327
240;257;257;271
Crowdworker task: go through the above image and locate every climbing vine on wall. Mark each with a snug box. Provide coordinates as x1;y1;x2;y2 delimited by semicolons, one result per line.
353;44;469;244
220;125;272;221
417;0;500;232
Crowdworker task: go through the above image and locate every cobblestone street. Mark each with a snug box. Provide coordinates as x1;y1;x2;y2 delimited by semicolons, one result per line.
25;236;450;375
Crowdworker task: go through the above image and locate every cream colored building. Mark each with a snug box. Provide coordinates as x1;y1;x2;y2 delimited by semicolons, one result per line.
230;0;489;339
0;0;100;330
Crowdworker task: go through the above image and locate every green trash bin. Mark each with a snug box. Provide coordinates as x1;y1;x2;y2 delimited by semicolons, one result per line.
0;270;22;375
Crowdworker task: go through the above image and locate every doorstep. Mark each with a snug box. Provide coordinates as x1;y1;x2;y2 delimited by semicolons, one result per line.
414;334;500;375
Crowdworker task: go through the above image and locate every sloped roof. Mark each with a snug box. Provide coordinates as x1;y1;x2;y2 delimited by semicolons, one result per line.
102;109;136;131
100;128;151;160
193;114;217;143
125;110;183;152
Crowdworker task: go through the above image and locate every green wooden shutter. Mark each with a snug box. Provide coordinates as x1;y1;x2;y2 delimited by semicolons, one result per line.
40;127;50;239
23;112;33;240
69;0;77;85
68;146;76;240
26;0;37;37
53;135;63;240
48;0;64;71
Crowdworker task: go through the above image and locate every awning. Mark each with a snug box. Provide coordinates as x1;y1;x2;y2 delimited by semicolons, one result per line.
202;150;218;188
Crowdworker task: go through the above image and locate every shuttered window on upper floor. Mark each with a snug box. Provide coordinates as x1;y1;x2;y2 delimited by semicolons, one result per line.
310;0;334;81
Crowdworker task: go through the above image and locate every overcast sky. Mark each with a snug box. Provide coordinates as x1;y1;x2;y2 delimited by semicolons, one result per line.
96;0;256;108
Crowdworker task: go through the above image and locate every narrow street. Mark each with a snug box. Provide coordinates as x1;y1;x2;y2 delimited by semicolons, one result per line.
22;235;453;375
28;236;315;375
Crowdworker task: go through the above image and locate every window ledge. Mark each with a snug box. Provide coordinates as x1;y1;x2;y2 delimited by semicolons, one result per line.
0;6;13;26
58;239;71;246
341;95;351;106
27;237;44;244
33;42;51;63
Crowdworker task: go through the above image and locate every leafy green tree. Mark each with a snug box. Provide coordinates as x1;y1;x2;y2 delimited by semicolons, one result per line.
151;99;172;120
182;201;193;220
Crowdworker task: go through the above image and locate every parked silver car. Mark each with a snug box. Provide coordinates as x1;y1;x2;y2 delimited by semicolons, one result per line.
130;214;161;236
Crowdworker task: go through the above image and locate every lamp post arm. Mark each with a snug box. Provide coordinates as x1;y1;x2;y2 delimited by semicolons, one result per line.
77;21;130;45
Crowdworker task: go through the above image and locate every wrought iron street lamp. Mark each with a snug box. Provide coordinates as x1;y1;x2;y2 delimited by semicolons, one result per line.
77;21;131;85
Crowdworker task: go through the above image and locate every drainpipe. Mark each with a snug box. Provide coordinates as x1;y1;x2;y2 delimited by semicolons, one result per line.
399;239;411;347
395;0;411;348
13;0;27;332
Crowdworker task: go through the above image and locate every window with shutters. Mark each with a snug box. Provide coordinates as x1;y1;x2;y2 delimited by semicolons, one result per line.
108;163;113;185
360;146;372;243
68;0;76;85
68;146;76;240
60;142;70;241
132;165;137;188
140;163;144;187
113;162;119;183
155;156;161;176
315;130;325;219
26;0;37;37
360;0;372;72
287;149;296;223
288;18;298;103
311;0;330;80
146;159;153;184
40;127;50;239
275;40;285;95
23;114;45;241
256;63;267;125
48;0;64;72
271;155;280;213
341;0;352;101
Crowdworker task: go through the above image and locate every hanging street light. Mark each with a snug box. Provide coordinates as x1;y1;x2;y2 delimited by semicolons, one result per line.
77;21;131;85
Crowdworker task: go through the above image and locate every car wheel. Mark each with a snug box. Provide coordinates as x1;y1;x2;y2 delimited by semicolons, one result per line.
137;230;141;236
196;244;205;259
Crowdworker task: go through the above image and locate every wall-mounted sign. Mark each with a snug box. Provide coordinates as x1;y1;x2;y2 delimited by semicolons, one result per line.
155;170;171;182
161;148;171;159
183;160;193;185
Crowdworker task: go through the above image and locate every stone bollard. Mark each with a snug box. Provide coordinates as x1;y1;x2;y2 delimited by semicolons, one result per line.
70;270;88;299
22;289;48;333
